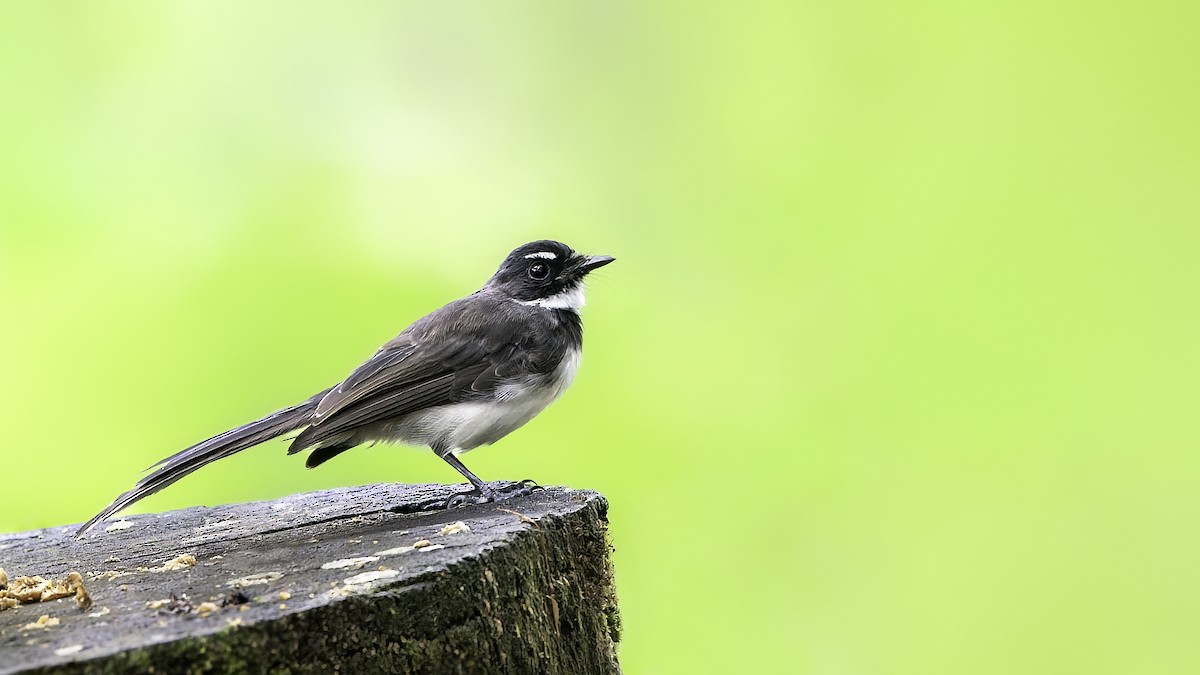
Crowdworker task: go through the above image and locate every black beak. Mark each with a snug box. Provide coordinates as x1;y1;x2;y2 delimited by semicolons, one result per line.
579;254;616;273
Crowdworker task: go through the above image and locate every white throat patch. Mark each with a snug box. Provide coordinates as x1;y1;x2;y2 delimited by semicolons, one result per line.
514;285;586;310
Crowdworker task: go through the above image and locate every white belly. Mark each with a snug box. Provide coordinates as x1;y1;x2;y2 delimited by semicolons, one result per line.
380;348;581;452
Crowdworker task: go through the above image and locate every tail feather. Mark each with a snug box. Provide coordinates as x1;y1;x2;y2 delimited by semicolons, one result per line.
76;390;329;536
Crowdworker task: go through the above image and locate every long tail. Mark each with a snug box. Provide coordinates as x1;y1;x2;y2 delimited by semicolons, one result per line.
77;389;331;536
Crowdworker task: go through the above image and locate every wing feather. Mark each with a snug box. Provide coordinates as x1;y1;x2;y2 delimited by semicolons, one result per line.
288;299;518;451
289;295;569;455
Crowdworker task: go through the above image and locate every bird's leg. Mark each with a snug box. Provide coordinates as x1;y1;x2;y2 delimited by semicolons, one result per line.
433;450;541;508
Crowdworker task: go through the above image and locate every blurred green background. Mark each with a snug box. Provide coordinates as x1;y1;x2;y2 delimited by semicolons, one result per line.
2;2;1198;673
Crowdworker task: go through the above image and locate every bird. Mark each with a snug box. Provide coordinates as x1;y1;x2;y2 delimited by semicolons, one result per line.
78;240;614;535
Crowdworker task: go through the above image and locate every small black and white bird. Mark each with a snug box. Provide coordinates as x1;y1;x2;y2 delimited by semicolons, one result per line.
78;240;614;535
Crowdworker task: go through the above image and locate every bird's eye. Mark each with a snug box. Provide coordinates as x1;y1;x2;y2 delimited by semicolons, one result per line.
528;262;551;280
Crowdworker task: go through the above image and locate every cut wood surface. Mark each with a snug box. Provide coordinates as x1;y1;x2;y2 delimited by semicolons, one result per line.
0;483;620;674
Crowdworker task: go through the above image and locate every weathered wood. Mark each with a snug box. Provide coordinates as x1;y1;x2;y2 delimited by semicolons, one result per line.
0;484;620;674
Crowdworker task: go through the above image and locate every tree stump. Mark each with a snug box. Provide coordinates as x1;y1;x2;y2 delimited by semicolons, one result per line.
0;484;621;674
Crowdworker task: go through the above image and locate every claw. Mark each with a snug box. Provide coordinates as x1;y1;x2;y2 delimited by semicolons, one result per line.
491;480;540;499
401;480;541;513
446;492;476;509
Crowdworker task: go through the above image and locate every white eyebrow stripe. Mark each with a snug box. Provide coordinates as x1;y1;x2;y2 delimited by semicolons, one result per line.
523;251;558;260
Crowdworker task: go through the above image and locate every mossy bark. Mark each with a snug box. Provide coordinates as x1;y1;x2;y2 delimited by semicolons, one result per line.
0;484;620;674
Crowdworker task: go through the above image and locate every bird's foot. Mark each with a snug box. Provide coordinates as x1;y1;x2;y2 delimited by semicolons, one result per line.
442;479;542;509
412;480;541;511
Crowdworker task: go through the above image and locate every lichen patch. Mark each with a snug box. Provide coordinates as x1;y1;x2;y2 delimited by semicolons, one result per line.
439;521;471;536
20;614;60;630
320;556;380;570
0;571;91;611
375;546;415;556
226;572;283;587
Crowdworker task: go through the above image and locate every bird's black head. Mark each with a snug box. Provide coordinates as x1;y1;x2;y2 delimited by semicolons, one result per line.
487;240;615;308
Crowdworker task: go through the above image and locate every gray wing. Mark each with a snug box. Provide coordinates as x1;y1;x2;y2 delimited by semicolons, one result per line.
287;299;541;454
